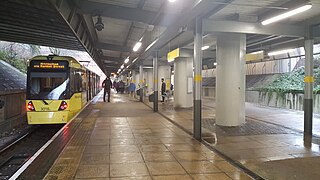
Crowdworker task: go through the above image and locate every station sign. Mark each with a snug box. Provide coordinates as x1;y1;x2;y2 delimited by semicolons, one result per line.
30;60;69;71
167;48;180;62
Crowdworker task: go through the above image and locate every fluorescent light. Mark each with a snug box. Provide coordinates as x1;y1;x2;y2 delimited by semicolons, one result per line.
168;0;176;2
132;57;138;63
121;64;124;69
262;4;312;25
214;62;217;66
145;38;159;52
250;50;264;55
124;57;129;64
143;66;153;69
201;45;210;50
133;42;142;52
268;49;295;56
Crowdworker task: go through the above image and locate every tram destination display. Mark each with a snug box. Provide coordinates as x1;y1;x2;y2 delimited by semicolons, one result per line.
30;60;68;71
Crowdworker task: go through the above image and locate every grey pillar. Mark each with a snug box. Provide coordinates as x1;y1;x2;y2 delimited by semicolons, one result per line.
153;52;158;112
139;65;144;102
216;33;246;126
193;17;202;140
304;31;314;136
174;58;193;108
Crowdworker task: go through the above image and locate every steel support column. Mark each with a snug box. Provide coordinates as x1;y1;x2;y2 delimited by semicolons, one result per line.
153;52;158;112
139;65;144;102
304;29;314;136
193;17;202;140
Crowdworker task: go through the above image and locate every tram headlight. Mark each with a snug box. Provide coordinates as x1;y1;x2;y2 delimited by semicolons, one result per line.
27;101;35;111
58;101;68;111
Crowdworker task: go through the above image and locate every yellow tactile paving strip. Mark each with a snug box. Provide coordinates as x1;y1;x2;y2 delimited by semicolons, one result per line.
44;93;253;180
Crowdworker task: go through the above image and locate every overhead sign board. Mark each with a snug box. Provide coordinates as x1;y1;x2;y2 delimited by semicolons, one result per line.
245;51;264;61
30;60;69;71
167;48;180;62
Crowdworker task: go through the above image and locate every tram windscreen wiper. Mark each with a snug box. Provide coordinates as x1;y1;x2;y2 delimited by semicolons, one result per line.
42;100;49;105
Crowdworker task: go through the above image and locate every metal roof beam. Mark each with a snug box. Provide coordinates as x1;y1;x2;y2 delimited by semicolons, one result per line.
247;37;304;52
96;42;131;52
48;0;103;70
77;0;173;26
140;0;233;59
313;26;320;38
203;20;306;37
101;56;121;62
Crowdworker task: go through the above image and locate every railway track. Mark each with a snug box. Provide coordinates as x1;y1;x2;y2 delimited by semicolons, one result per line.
0;125;63;180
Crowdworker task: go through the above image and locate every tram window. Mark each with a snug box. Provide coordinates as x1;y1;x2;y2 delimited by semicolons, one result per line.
28;72;68;100
70;68;83;93
82;70;87;91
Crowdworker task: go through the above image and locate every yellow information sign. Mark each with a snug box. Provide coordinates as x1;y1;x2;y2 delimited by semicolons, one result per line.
245;52;264;61
167;48;180;62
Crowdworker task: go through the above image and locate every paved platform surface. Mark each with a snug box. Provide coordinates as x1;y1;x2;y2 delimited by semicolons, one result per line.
146;97;320;180
44;92;252;180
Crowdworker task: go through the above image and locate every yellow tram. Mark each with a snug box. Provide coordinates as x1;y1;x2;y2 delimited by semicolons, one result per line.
26;55;100;124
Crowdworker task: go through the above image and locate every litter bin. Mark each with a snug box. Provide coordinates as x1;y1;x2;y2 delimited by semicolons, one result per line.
149;93;154;102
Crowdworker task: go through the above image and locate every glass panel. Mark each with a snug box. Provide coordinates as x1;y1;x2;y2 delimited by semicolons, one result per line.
28;72;68;100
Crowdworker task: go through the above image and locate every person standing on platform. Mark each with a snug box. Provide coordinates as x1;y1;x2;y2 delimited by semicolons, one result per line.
161;78;166;102
102;76;112;102
128;80;136;100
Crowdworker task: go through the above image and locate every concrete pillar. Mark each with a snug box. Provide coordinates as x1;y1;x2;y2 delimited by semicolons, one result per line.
193;17;202;140
304;33;314;136
158;66;171;101
135;73;139;87
131;70;136;82
174;57;193;108
144;69;153;95
153;55;158;112
139;65;144;102
216;33;246;126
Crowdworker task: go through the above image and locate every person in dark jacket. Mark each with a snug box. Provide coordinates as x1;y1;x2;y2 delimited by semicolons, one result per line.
102;76;112;102
161;78;166;102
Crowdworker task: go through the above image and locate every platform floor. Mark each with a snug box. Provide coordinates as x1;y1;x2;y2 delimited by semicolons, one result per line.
44;92;251;180
146;96;320;180
43;90;320;180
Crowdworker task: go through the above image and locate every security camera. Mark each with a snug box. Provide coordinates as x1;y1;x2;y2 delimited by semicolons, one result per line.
95;16;104;31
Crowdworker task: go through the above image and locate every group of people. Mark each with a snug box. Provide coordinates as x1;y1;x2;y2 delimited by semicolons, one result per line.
102;76;172;103
102;76;137;102
112;80;125;93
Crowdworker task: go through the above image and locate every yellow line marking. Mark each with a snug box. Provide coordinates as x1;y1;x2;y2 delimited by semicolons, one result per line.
194;75;202;82
304;76;314;83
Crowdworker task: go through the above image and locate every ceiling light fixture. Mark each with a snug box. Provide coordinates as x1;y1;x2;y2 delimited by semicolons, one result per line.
94;15;104;31
168;0;176;2
121;64;124;69
249;50;264;55
145;38;159;52
133;42;142;52
268;49;295;56
261;4;312;25
201;45;210;50
124;57;129;64
132;57;138;63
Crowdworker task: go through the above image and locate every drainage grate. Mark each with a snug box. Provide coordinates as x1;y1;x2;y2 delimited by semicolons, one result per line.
202;118;297;136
